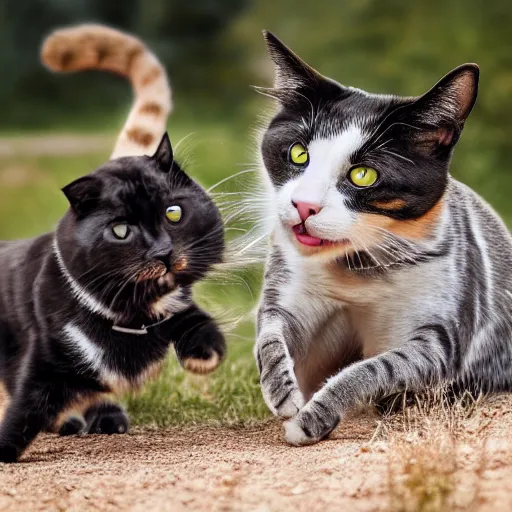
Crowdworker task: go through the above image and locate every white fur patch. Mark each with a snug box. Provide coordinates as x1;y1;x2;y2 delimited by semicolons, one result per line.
291;125;365;205
62;322;163;393
53;239;118;321
63;323;104;372
151;286;189;318
466;207;495;312
284;418;313;446
275;125;366;245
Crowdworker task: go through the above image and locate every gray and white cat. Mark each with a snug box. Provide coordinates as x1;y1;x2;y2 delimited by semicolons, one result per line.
254;32;512;446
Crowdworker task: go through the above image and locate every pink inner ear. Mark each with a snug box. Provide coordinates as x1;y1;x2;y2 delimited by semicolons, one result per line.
438;127;454;146
454;70;478;119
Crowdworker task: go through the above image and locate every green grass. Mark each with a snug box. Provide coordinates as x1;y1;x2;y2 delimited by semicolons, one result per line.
125;332;269;427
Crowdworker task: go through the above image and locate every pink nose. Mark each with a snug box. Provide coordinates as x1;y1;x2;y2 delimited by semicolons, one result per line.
292;201;322;221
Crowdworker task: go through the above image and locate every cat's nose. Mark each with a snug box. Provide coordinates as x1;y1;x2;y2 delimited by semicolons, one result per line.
146;245;173;266
292;201;322;221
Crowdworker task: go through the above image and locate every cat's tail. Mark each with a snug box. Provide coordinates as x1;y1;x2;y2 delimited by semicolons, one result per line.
41;24;172;159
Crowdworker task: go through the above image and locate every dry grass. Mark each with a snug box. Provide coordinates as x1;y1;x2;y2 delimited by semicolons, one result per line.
381;390;490;512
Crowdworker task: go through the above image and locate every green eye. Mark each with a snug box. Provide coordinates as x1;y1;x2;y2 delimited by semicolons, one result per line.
166;205;182;223
349;166;378;187
289;143;309;166
112;223;130;240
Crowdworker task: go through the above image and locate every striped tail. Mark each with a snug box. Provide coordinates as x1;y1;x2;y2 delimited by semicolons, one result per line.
41;24;172;159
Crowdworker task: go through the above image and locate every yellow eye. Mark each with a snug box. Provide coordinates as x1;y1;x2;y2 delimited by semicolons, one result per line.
112;223;130;240
349;167;378;187
289;143;309;166
166;205;182;223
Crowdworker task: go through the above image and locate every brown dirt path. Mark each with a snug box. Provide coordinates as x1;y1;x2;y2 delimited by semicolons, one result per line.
0;419;384;512
2;393;512;511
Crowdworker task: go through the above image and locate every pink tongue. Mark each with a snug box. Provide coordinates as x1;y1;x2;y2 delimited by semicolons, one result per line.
296;233;323;246
293;224;323;246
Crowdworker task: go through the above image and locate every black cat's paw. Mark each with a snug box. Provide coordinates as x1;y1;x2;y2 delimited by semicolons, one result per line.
58;415;87;436
182;350;222;375
0;443;20;463
178;327;226;375
85;402;129;435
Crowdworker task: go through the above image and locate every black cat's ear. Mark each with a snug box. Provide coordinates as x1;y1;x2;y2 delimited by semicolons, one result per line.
152;132;173;172
408;64;479;146
62;176;103;216
259;31;323;95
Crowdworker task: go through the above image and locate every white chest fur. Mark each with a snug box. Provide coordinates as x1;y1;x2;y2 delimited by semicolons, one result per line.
62;323;162;394
273;238;459;358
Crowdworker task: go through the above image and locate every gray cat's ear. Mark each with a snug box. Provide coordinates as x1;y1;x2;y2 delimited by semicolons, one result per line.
152;132;173;172
261;30;323;92
412;64;479;134
62;176;103;215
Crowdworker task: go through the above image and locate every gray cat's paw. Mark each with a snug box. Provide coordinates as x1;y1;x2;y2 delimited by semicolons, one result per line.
284;418;318;446
261;377;305;418
257;339;305;418
284;402;340;446
276;388;306;418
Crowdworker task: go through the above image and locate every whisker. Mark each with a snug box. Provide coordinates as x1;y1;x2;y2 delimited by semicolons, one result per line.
380;149;415;165
207;169;259;193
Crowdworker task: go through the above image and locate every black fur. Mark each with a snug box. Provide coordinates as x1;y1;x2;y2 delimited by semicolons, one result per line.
0;133;225;462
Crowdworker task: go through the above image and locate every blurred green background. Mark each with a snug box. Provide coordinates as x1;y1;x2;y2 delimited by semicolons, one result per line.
1;0;511;426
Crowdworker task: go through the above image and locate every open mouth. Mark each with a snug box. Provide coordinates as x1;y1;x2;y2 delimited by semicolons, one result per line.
292;223;349;248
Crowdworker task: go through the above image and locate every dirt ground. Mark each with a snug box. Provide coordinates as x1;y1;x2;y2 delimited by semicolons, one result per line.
2;391;512;512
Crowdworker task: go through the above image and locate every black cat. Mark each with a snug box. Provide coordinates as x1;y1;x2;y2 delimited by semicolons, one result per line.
0;133;225;462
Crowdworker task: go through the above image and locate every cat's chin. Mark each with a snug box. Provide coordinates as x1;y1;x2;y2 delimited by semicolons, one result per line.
295;242;352;261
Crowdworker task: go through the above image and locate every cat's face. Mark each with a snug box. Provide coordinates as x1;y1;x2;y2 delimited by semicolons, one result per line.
56;134;224;321
260;32;478;261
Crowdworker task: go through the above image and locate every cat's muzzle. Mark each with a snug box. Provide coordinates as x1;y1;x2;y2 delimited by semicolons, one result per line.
136;261;168;282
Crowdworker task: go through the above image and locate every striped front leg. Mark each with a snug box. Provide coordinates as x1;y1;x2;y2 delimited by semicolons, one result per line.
255;311;305;418
284;325;453;445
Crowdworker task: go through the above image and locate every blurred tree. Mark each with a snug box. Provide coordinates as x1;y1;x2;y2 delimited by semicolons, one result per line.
0;0;250;129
